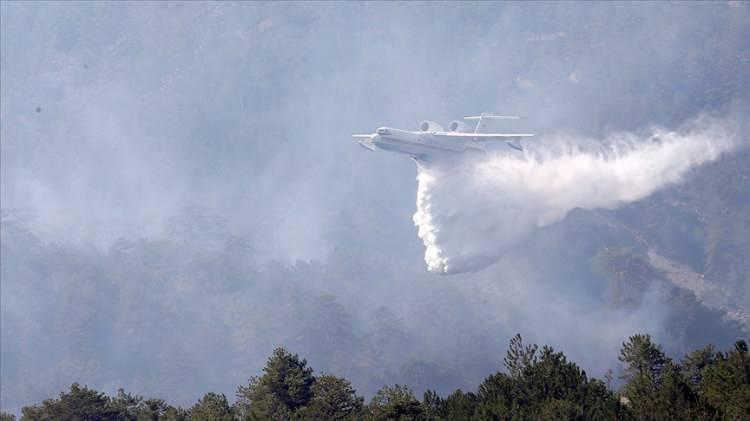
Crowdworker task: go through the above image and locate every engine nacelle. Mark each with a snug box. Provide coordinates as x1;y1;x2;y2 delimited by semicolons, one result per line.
419;120;443;132
448;120;472;132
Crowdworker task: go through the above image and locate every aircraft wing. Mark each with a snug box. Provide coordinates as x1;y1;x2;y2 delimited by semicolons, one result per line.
434;132;534;142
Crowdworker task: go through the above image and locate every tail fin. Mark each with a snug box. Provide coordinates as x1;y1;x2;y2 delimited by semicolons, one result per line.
464;113;524;133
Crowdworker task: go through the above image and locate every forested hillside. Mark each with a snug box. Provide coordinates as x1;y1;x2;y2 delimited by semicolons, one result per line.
2;196;748;416
4;334;749;420
611;148;750;324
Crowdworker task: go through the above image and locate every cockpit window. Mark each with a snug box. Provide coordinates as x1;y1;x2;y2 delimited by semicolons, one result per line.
376;127;391;135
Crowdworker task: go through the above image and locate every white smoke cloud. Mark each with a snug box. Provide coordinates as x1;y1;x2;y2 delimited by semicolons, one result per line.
414;116;739;273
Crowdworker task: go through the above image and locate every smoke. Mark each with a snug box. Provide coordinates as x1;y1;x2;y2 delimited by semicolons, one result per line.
2;1;749;415
415;116;738;273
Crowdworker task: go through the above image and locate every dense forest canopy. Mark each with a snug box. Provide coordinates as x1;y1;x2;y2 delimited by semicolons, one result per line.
4;334;750;420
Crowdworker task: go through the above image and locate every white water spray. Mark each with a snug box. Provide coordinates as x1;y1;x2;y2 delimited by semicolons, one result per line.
413;116;738;273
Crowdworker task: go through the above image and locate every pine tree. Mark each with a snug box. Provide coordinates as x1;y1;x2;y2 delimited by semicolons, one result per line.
299;374;364;420
367;385;423;420
235;347;315;420
503;333;538;379
188;393;234;421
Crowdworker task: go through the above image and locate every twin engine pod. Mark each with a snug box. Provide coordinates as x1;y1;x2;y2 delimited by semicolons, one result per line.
448;120;471;132
420;120;443;132
420;120;472;133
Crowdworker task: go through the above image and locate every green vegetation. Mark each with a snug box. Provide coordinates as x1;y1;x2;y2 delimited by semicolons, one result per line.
10;334;749;420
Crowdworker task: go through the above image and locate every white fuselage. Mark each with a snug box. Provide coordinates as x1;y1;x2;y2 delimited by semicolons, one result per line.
354;115;532;160
366;127;480;160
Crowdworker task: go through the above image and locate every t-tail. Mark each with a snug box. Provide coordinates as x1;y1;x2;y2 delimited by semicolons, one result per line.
464;113;523;133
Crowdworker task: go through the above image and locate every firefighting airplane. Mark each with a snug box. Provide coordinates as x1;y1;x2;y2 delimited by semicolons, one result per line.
353;113;534;161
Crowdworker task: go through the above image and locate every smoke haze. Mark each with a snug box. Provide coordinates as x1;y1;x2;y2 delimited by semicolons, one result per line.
415;116;739;273
2;1;749;415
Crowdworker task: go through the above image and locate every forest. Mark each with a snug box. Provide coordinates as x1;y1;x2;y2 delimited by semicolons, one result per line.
4;333;749;420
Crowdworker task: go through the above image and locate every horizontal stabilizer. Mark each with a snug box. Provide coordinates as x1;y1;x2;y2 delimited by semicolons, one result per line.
464;114;523;120
465;113;526;133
